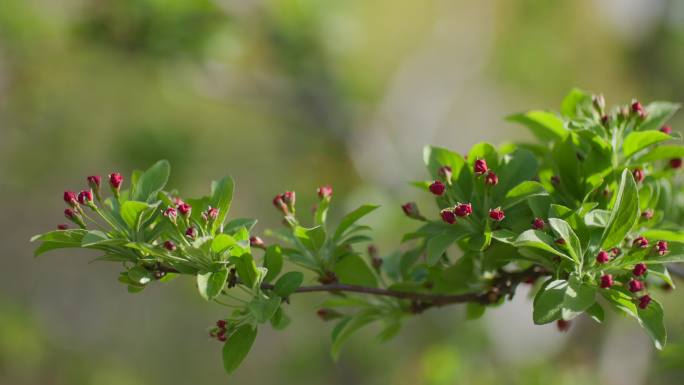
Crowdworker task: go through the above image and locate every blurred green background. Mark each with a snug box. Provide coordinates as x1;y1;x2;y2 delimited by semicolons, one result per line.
2;0;684;384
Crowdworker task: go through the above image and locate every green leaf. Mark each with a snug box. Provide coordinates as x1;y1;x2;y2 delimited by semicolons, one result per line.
561;274;596;320
639;101;680;132
466;303;486;320
548;218;582;264
632;145;684;163
585;209;610;228
294;226;326;252
560;88;591;118
270;308;291;330
224;218;258;234
211;234;237;255
533;279;567;324
331;311;378;361
638;298;667;350
333;255;377;287
248;296;281;323
507;110;567;142
514;230;572;262
132;160;170;202
222;325;257;374
120;201;151;230
273;271;304;297
601;169;639;249
586;302;604;323
263;245;283;283
229;253;258;288
622;130;671;159
33;241;80;257
197;269;229;300
30;229;86;243
502;181;548;209
423;145;466;179
426;231;463;265
334;205;379;240
640;229;684;243
210;176;234;233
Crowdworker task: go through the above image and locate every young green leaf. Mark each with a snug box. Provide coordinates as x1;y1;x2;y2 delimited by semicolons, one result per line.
506;111;567;142
229;253;258;288
132;160;171;202
426;231;463;265
561;274;596;320
210;176;234;233
638;299;667;350
120;201;151;229
533;279;567;324
273;271;304;297
331;311;378;361
502;181;548;209
548;218;582;264
622;130;671;159
333;255;377;287
514;230;572;262
601;169;639;250
222;325;257;374
197;269;229;300
639;102;680;132
334;205;379;240
248;296;281;323
263;245;283;283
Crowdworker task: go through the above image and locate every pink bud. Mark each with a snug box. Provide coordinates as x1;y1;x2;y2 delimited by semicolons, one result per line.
177;203;192;217
429;180;446;196
633;236;649;248
64;208;85;228
440;209;456;224
185;226;197;239
250;236;265;248
164;240;177;251
206;207;219;221
632;168;644;183
87;175;101;188
217;334;227;342
282;191;295;206
438;166;452;181
109;173;123;189
401;202;422;220
474;159;488;175
638;295;652;309
273;194;288;214
596;250;610;264
488;207;505;222
656;240;668;256
216;319;227;329
556;319;571;332
532;217;545;230
641;209;654;220
484;171;498;186
670;158;682;169
63;191;78;207
600;274;613;289
555;238;566;245
317;185;333;199
660;125;672;134
633;263;647;277
629;279;644;292
611;247;621;257
163;207;177;222
631;100;643;114
77;190;93;205
454;202;472;217
57;224;69;230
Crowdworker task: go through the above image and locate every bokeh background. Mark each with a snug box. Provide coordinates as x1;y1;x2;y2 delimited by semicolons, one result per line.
2;0;684;384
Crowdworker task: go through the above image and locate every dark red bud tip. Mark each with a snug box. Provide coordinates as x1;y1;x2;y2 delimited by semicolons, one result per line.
474;159;488;175
641;209;654;220
64;208;85;228
163;207;178;222
631;100;644;114
440;208;456;224
185;226;197;240
429;180;446;196
282;191;295;205
272;195;287;214
216;320;227;329
532;217;545;230
660;125;673;135
217;334;227;342
401;202;422;220
438;166;453;181
484;171;499;186
600;274;614;289
317;185;333;199
250;236;265;248
316;308;341;321
87;175;101;188
629;279;644;293
488;208;505;222
177;203;192;217
601;115;609;126
556;319;571;332
108;173;123;189
670;158;682;169
656;240;668;256
163;240;177;251
555;238;566;245
550;175;561;186
632;168;645;183
633;263;647;277
77;190;93;205
205;207;219;221
57;224;69;230
454;202;472;217
633;236;649;248
596;250;610;264
63;191;78;207
638;295;652;309
611;247;621;257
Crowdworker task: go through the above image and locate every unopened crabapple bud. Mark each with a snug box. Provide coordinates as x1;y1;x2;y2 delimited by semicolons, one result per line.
656;240;668;256
660;125;672;134
484;171;498;186
454;202;472;217
633;236;649;248
600;274;614;289
638;295;652;309
629;279;644;292
641;209;654;220
64;208;85;228
87;175;102;200
401;202;424;220
178;203;192;217
273;194;288;215
316;308;342;321
429;180;446;196
164;240;177;251
670;158;682;169
532;217;545;230
57;224;69;230
109;173;123;197
282;191;296;211
556;319;571;332
317;185;333;200
474;159;488;175
77;190;94;206
163;207;178;224
438;166;452;182
250;236;265;249
633;263;647;277
63;191;78;208
488;207;505;222
632;168;644;183
596;250;610;264
185;226;197;240
440;208;456;224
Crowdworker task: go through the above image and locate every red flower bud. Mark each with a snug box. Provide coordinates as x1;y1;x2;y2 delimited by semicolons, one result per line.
109;172;123;190
484;171;498;186
488;207;505;222
177;203;192;217
556;319;571;332
185;226;197;240
631;100;644;115
474;159;488;175
205;207;219;221
632;168;644;183
555;238;566;245
429;180;446;196
633;263;647;276
638;295;652;309
532;217;545;230
217;334;227;342
250;236;265;248
77;190;93;205
57;224;69;230
670;158;682;169
600;274;613;289
163;207;178;223
660;125;672;134
64;208;85;228
401;202;423;220
628;279;644;292
216;319;227;329
440;208;456;224
641;209;654;220
596;250;610;264
600;115;609;127
656;240;668;256
163;240;177;251
316;308;341;321
454;202;472;217
317;185;333;199
63;191;78;207
438;166;452;182
87;175;101;189
550;175;561;186
611;247;621;257
633;236;649;248
282;191;295;206
273;194;288;214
